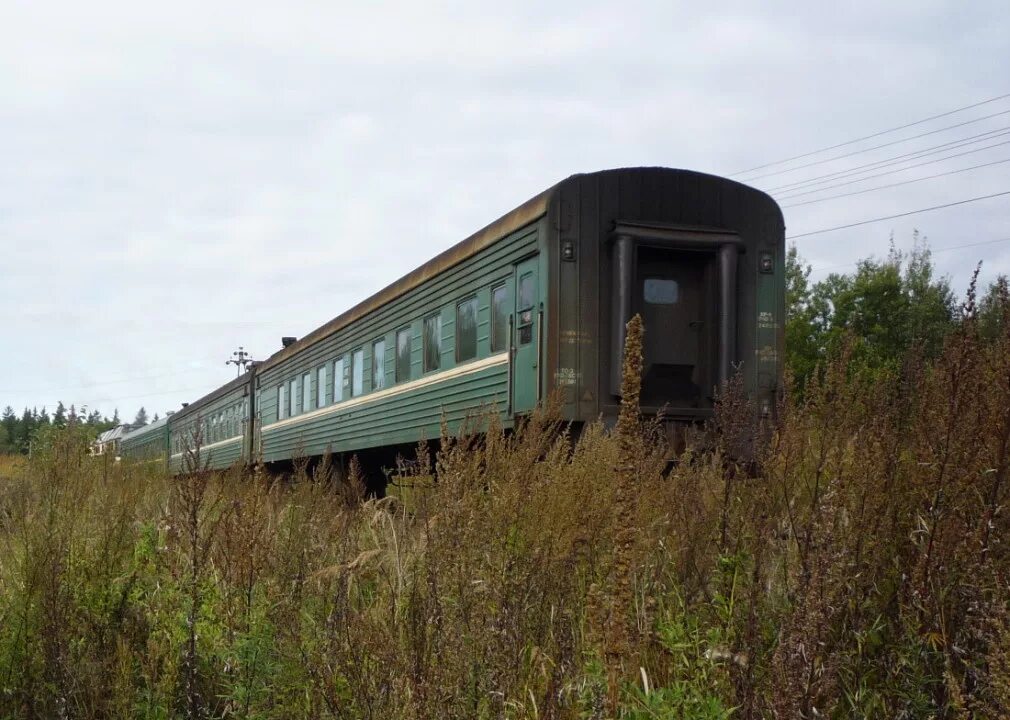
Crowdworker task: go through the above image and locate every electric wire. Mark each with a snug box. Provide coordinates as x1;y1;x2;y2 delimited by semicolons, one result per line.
776;141;1010;201
91;386;216;404
786;191;1010;240
740;108;1010;182
810;237;1010;272
780;157;1010;208
0;367;212;396
732;91;1010;175
766;127;1010;194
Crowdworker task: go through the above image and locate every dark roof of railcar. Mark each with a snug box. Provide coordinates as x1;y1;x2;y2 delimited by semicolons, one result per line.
167;372;250;425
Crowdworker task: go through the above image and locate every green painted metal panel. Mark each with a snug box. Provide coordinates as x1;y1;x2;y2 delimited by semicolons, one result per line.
253;223;540;461
120;421;170;470
167;382;249;472
259;359;509;461
512;255;541;414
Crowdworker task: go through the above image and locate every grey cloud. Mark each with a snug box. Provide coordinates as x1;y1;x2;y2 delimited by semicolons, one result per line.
1;0;1007;415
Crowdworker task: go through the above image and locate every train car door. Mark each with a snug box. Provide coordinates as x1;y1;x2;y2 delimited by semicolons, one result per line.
636;247;716;408
512;256;540;414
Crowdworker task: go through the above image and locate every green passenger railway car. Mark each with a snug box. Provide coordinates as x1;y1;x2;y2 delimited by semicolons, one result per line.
120;167;785;479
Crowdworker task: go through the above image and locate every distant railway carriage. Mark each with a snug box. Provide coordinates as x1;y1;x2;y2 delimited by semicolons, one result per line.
120;167;785;477
117;415;169;463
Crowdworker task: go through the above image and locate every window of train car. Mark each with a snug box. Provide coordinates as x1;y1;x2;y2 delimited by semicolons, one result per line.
644;278;679;304
278;384;287;420
317;365;328;407
352;349;364;396
517;272;535;345
373;339;386;390
289;378;298;417
302;373;311;413
334;357;345;402
456;297;478;362
491;284;509;353
396;327;412;383
423;314;441;372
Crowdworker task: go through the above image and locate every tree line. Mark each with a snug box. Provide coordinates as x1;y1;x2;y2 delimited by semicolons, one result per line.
0;405;156;455
786;232;1007;392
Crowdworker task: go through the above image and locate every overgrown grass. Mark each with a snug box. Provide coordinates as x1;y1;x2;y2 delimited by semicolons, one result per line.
1;292;1009;718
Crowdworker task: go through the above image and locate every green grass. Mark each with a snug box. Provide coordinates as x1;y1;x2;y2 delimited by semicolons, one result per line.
1;307;1009;719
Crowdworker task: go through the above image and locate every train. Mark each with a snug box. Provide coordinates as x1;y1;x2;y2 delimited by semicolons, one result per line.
120;167;785;482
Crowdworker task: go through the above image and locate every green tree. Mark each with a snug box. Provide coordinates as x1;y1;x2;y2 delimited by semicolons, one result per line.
784;245;823;389
53;401;67;428
133;406;148;427
16;408;35;453
902;235;955;356
786;235;955;389
0;407;15;453
979;275;1008;341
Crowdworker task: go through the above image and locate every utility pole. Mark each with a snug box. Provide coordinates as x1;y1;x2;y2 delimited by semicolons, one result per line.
226;347;255;377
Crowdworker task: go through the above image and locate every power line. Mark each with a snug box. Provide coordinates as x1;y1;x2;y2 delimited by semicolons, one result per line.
810;236;1010;272
89;386;215;404
732;91;1010;176
776;140;1010;201
0;367;210;396
780;157;1010;208
786;191;1010;240
766;127;1010;194
740;108;1010;182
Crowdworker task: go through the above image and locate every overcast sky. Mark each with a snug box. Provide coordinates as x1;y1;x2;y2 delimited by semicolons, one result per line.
1;0;1008;419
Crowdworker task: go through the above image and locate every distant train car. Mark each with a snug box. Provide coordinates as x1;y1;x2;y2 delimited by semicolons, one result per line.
121;167;784;476
117;415;169;464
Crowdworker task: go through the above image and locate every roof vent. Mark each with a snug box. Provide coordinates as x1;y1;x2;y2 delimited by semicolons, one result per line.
282;336;297;348
181;402;189;408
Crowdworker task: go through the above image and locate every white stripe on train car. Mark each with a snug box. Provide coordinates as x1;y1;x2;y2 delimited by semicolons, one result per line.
261;351;509;434
170;435;242;460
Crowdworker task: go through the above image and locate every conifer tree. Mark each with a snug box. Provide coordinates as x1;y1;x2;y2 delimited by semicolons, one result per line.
17;408;34;452
53;401;67;428
0;407;16;453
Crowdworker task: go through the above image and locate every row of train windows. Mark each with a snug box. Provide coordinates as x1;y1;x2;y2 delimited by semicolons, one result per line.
276;283;512;421
171;401;247;454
